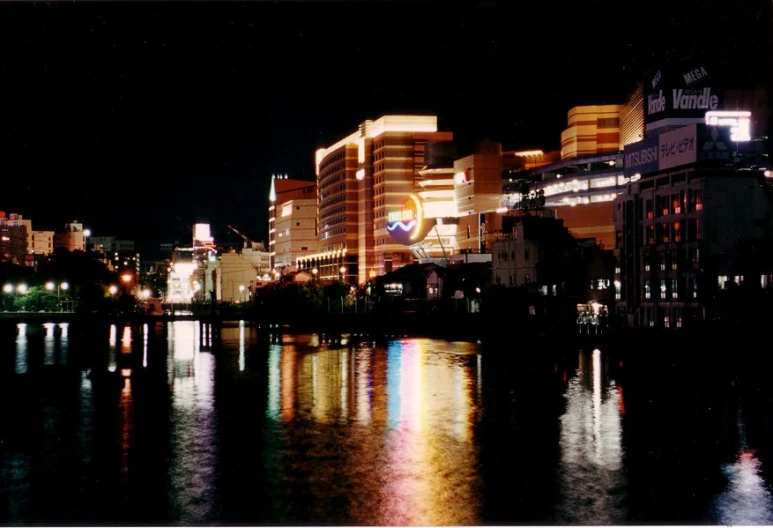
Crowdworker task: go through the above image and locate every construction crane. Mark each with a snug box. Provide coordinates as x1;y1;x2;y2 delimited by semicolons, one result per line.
227;224;254;248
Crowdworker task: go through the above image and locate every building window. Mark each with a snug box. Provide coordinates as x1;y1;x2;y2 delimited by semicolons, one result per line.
644;280;651;299
671;279;678;299
718;276;728;290
660;280;667;299
646;225;655;245
695;190;703;211
672;194;681;214
693;278;699;299
664;315;670;328
646;199;654;219
661;223;670;244
660;253;667;271
672;221;681;243
734;275;744;286
614;280;621;300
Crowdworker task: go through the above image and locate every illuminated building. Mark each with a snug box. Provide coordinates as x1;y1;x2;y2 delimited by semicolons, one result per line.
268;174;317;274
32;231;54;257
53;221;87;252
560;105;622;160
0;213;33;256
614;123;773;329
301;115;453;284
454;140;507;254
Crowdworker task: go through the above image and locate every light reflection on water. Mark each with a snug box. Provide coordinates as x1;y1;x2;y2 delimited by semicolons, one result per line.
2;321;773;525
556;348;626;524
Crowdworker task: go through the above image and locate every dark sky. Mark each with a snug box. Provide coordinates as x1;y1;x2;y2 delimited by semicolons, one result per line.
1;0;771;257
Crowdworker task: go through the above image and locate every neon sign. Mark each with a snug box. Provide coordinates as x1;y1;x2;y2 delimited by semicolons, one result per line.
386;194;433;246
705;110;751;142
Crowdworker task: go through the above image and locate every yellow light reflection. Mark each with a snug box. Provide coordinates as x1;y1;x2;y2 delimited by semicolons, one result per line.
121;325;132;355
280;345;296;421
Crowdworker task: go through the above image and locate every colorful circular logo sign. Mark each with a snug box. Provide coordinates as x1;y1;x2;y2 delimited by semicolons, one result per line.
386;194;434;246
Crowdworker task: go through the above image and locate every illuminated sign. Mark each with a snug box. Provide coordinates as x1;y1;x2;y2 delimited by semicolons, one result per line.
705;110;751;142
386;194;435;246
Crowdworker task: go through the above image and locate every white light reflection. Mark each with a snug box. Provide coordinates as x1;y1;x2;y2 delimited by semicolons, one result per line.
15;323;27;374
142;323;148;368
557;348;626;524
356;347;372;424
593;348;602;456
167;320;217;523
239;320;246;372
58;323;69;365
108;324;117;372
713;410;773;524
43;323;55;365
267;344;281;420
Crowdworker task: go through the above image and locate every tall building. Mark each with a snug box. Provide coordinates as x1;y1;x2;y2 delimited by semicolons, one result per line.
560;105;622;160
268;174;317;273
614;122;773;329
302;115;453;284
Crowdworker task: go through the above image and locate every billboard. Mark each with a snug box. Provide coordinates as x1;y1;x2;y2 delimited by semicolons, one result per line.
623;134;659;177
623;124;732;177
386;194;436;246
644;58;723;125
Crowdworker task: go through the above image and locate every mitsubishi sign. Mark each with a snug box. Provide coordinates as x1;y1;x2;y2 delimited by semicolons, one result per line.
623;124;732;177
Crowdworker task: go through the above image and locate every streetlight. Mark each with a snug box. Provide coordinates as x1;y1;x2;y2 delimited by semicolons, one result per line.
109;285;118;295
311;268;318;282
238;284;245;303
3;284;13;294
17;284;27;294
340;266;346;282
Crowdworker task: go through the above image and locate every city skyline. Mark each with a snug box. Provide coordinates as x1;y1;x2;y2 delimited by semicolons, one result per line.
1;0;771;254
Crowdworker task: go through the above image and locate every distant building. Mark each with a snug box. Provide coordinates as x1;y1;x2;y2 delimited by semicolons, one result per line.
268;174;317;273
560;105;622;160
53;221;87;252
32;230;54;257
0;213;33;255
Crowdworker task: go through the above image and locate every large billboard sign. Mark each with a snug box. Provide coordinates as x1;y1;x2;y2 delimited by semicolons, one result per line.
386;194;435;246
624;124;732;177
645;60;723;125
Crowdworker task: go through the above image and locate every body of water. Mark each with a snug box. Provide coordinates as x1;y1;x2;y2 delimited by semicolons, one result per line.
0;319;771;525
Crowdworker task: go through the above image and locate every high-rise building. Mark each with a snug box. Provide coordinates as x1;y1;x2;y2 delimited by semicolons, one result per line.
302;115;453;284
560;105;622;160
268;174;317;273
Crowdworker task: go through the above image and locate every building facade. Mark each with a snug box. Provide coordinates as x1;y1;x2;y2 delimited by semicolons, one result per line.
268;174;317;273
560;105;622;160
614;123;773;329
302;115;453;284
53;222;87;252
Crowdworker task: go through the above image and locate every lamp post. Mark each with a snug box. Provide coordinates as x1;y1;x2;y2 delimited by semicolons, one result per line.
339;265;346;283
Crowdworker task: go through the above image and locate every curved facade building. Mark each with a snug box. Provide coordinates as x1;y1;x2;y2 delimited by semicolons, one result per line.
301;115;453;284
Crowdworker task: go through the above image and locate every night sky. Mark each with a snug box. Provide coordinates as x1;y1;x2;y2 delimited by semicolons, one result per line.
1;0;771;257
